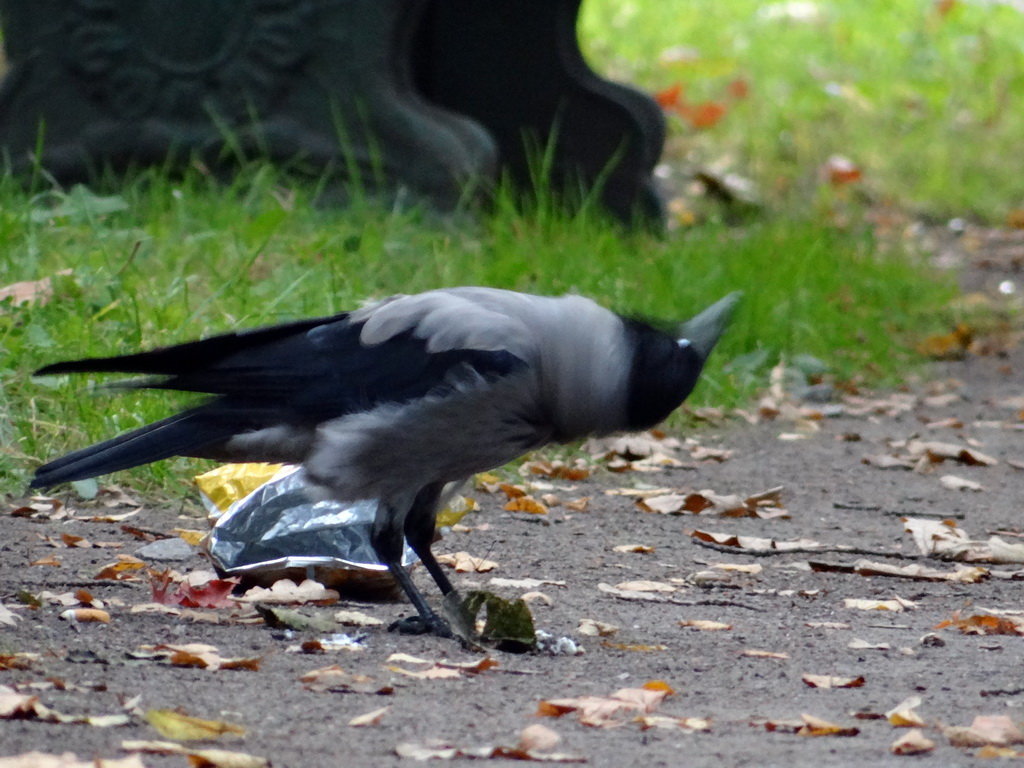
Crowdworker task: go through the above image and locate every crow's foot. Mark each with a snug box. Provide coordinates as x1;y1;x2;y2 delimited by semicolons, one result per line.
388;614;453;638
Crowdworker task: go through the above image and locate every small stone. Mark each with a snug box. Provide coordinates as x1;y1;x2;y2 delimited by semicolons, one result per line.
136;537;195;561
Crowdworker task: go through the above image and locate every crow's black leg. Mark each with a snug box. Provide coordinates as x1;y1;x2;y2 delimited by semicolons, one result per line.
371;490;452;638
404;481;456;597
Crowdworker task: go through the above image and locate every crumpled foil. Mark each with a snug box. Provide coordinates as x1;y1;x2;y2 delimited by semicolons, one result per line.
198;463;416;595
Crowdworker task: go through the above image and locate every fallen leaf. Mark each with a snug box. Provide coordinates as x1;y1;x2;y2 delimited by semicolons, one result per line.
679;620;732;631
437;552;498;573
137;643;261;672
122;740;268;768
334;609;384;627
635;715;711;731
613;544;655;554
741;649;789;660
348;705;390;727
797;713;860;737
905;439;997;467
613;580;676;593
916;325;973;360
395;740;584;763
237;579;339;605
0;754;144;768
385;654;499;680
935;611;1024;636
489;577;566;590
886;696;925;727
299;665;390;694
30;555;62;567
891;729;935;755
822;155;862;186
801;674;865;689
144;709;246;741
0;270;72;308
847;639;891;651
504;496;549;515
940;474;983;492
517;724;562;752
843;597;916;612
690;530;829;553
522;460;590;481
577;619;619;637
711;562;763;574
538;682;671;727
94;555;146;580
943;715;1024;747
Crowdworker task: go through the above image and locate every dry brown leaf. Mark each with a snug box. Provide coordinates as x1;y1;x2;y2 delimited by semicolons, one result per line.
395;740;585;763
538;682;671;727
741;649;789;660
711;562;762;574
801;674;865;689
843;597;916;612
847;639;891;651
516;724;562;752
504;496;549;515
385;654;499;679
613;580;676;593
891;729;935;755
237;578;339;605
0;754;144;768
334;609;384;627
635;715;711;731
935;611;1024;636
522;460;591;481
797;713;860;737
144;709;245;740
679;620;732;631
0;270;72;308
940;474;983;492
943;715;1024;747
138;643;261;672
348;705;390;727
122;741;269;768
903;517;1024;563
489;577;566;590
612;544;654;554
437;551;498;573
690;529;828;553
886;696;925;727
577;618;619;637
299;665;389;694
861;454;916;470
94;555;147;580
811;558;988;583
906;439;997;466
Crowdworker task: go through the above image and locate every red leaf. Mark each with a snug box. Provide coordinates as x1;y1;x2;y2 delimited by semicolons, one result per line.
655;83;683;109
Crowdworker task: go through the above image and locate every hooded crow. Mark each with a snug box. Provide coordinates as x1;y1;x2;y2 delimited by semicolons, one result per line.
31;287;739;636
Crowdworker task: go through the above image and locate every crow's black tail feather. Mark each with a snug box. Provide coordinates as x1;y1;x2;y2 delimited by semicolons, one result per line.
29;407;233;489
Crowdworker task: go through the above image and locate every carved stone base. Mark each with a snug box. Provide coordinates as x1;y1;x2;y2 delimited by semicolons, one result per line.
0;0;497;208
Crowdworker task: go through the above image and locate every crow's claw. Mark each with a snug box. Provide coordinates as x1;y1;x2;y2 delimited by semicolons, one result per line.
388;614;453;638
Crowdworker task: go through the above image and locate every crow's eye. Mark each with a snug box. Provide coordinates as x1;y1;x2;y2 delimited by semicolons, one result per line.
677;338;691;348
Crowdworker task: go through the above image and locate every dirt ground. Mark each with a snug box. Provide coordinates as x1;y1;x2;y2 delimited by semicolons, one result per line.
2;226;1023;768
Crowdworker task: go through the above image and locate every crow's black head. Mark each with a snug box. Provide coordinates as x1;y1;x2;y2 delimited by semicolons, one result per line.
623;320;706;431
621;292;740;431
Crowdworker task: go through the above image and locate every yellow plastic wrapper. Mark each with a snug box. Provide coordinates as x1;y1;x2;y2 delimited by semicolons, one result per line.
195;462;285;515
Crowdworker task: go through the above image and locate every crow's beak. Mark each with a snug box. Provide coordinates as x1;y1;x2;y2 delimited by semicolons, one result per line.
677;292;742;359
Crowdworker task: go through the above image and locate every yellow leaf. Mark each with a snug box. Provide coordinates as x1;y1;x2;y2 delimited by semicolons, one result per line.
144;709;246;741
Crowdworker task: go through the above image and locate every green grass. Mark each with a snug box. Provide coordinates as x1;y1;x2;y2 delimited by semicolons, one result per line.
0;171;956;496
581;0;1024;221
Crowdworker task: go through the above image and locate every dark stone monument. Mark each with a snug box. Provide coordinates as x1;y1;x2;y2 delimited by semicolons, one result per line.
0;0;497;207
0;0;664;223
417;0;666;225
